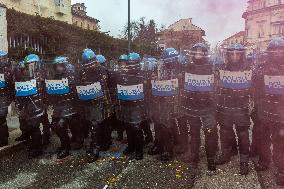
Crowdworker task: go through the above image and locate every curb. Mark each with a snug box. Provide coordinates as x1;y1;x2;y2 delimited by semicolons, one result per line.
0;141;26;157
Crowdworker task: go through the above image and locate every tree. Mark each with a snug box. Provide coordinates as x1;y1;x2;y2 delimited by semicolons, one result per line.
121;17;158;49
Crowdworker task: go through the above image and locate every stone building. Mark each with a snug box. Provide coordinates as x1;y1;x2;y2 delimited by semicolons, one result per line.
0;0;72;24
157;18;205;51
243;0;284;50
72;3;99;31
222;31;246;47
0;3;7;52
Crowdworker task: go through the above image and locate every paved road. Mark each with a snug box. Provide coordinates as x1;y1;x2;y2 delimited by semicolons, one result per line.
0;136;196;189
0;133;266;189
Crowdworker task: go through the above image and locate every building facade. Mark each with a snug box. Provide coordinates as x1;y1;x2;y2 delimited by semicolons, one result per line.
0;3;7;52
157;18;205;51
72;3;99;31
222;31;245;47
0;0;72;24
243;0;284;50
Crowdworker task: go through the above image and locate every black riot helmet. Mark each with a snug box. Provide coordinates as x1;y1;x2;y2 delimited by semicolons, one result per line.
267;38;284;65
191;43;209;64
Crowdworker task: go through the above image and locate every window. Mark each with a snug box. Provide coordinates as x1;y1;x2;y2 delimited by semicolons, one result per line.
93;26;96;30
272;23;284;35
54;0;64;6
258;24;265;38
87;24;90;30
81;22;83;28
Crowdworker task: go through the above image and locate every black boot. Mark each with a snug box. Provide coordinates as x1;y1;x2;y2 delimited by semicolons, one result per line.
255;162;269;172
207;158;216;171
56;130;71;159
0;117;9;147
15;133;28;142
188;161;198;169
135;128;144;160
28;150;43;159
0;138;8;147
148;145;161;155
57;148;70;159
71;139;84;150
135;150;143;160
28;128;42;159
216;151;232;165
86;146;99;163
86;124;100;162
123;146;135;155
239;162;249;175
160;152;173;161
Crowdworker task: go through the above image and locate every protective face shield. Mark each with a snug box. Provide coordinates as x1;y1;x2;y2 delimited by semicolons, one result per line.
191;48;209;65
227;50;244;63
118;60;128;72
195;48;206;59
21;62;39;78
119;53;141;73
141;57;158;72
162;48;179;70
52;56;70;75
54;64;66;75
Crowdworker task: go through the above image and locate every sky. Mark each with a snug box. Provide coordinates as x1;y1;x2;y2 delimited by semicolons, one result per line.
71;0;248;46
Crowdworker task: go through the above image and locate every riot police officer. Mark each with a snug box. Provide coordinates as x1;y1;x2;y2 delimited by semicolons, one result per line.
216;44;252;175
179;43;218;171
45;56;82;159
76;49;112;162
115;52;147;160
254;39;284;186
110;55;128;142
139;57;156;146
250;52;267;158
95;54;115;150
150;48;181;161
14;54;44;158
0;50;13;147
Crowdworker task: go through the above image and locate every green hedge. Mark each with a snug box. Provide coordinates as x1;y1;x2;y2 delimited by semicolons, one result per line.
6;9;158;62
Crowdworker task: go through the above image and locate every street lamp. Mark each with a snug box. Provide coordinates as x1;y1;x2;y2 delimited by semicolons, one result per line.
128;0;131;53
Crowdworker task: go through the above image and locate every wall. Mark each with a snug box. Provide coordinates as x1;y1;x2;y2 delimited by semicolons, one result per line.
244;0;284;49
72;15;98;31
0;4;7;52
0;0;72;24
